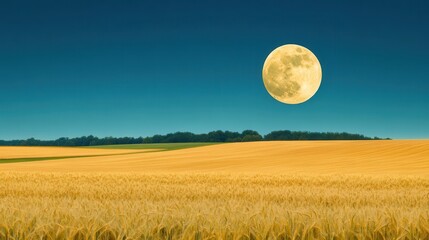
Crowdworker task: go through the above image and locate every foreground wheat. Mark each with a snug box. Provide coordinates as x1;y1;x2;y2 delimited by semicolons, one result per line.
0;172;428;240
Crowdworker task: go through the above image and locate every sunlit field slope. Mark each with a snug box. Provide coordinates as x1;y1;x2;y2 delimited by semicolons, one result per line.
1;140;428;175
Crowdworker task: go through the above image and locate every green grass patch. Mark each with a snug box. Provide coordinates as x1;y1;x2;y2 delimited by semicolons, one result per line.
0;155;95;164
86;142;221;151
0;143;220;164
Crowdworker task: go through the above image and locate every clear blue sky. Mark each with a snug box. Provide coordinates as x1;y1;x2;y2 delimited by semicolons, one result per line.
1;0;428;140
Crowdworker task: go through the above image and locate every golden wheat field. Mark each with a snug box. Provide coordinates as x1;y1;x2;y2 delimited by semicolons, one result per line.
1;141;429;239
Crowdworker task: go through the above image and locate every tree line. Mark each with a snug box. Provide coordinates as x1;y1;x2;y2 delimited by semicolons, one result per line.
0;130;388;146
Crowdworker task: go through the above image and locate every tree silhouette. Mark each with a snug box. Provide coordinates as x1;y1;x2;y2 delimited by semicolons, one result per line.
0;130;387;146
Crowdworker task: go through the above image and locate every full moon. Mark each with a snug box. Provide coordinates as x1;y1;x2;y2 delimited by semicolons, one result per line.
262;44;322;104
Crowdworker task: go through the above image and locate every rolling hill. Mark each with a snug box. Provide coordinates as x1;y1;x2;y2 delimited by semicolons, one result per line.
1;140;428;175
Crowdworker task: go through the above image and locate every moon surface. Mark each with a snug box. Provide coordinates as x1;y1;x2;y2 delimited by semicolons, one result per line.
262;44;322;104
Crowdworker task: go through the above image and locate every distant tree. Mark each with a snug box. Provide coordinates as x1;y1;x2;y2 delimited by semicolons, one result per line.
165;132;195;142
242;135;262;142
241;130;262;142
264;130;293;140
207;131;228;142
264;130;373;141
241;130;260;136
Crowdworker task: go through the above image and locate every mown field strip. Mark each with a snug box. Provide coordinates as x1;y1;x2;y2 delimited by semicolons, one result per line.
87;142;221;151
0;150;159;164
0;146;146;159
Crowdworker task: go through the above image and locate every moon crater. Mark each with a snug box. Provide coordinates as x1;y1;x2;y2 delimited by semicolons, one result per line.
262;44;322;104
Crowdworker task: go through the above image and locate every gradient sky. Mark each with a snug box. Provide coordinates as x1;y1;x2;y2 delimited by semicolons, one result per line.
1;0;428;140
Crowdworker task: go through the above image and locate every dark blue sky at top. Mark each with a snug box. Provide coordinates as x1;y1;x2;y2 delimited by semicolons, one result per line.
0;0;428;140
